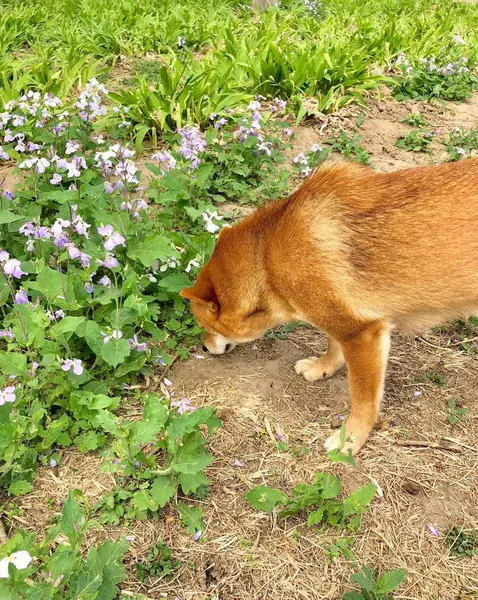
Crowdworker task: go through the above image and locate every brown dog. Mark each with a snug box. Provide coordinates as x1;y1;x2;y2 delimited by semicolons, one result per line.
181;159;478;455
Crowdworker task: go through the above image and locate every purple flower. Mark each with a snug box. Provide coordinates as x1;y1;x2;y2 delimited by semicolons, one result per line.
192;530;202;541
151;150;176;171
80;253;91;268
128;334;147;352
3;259;26;279
30;362;39;377
214;118;228;130
0;146;10;161
413;390;423;398
61;358;83;376
234;459;245;468
163;378;173;386
50;459;57;468
65;140;80;155
171;397;196;415
428;524;439;537
311;144;322;152
14;288;29;305
2;190;14;201
178;125;207;168
0;329;15;340
98;253;119;268
55;310;65;319
98;275;111;287
0;385;16;405
84;282;94;293
66;243;81;259
125;535;135;542
0;249;9;262
97;225;126;251
50;173;62;185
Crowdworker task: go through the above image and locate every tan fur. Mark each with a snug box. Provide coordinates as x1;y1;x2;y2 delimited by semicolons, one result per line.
181;158;478;454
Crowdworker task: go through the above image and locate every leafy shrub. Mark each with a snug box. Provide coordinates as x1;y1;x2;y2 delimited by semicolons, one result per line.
0;491;128;599
136;539;180;582
446;526;478;557
393;45;478;102
343;565;407;600
0;81;287;496
395;128;436;152
444;126;478;161
246;472;377;530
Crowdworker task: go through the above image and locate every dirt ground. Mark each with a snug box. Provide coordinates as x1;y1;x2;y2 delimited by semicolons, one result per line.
13;92;478;599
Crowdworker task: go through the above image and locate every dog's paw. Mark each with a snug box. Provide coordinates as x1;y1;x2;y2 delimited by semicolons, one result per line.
323;421;370;456
294;356;336;382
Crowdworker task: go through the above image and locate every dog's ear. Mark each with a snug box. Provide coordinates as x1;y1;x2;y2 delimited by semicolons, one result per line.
180;281;219;316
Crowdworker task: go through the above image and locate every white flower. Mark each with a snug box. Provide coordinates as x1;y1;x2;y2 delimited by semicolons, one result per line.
0;551;32;578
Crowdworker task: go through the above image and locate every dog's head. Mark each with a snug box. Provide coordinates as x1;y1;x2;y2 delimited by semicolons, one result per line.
180;226;289;354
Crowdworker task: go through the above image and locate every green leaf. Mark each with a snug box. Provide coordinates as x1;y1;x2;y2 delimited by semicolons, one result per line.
75;430;102;452
178;502;205;535
376;569;407;593
0;352;27;376
27;266;75;306
306;507;325;526
246;486;288;513
159;272;192;293
60;491;85;545
327;448;356;467
178;472;210;495
0;210;23;224
115;353;147;378
131;396;168;445
101;339;131;367
127;233;172;267
171;431;214;475
132;490;158;512
50;316;85;337
83;320;104;356
342;593;365;600
150;475;177;508
8;480;33;496
321;473;342;499
96;410;119;435
343;483;376;516
167;407;221;440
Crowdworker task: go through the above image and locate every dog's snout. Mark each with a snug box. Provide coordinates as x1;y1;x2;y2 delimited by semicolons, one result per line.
202;345;208;353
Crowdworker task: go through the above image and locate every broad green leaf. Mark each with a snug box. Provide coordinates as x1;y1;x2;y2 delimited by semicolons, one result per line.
171;431;214;475
150;475;177;508
0;352;27;376
83;320;104;356
131;396;168;445
96;410;119;435
38;419;66;450
246;486;288;513
343;483;376;516
0;210;23;224
306;507;325;526
178;472;210;495
342;593;365;600
127;233;172;267
159;272;192;293
351;565;374;591
321;473;342;499
75;430;102;452
101;339;130;367
167;407;221;440
376;569;408;593
8;480;33;496
178;502;205;535
60;491;85;545
115;353;147;378
131;490;157;512
27;266;76;306
50;316;85;338
327;448;356;467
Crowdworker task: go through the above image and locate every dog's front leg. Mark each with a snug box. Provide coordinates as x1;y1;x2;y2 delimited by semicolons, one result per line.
324;321;390;456
294;335;345;381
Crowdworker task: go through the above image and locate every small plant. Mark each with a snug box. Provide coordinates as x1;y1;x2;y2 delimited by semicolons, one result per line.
136;539;180;582
327;130;371;165
417;370;446;387
0;491;128;598
444;126;478;161
447;399;470;424
343;565;407;599
395;128;435;152
401;112;427;127
393;47;478;102
325;537;356;563
94;393;220;534
446;527;478;557
246;472;376;531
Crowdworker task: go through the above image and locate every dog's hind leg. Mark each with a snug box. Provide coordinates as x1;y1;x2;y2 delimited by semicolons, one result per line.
294;336;345;381
324;321;390;456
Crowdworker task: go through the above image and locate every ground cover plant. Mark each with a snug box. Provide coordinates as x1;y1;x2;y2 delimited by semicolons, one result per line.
1;0;478;598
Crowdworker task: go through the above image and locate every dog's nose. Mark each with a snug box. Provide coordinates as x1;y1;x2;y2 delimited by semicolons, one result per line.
202;345;208;353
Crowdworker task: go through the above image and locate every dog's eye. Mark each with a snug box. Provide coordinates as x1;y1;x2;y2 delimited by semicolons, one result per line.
245;307;266;318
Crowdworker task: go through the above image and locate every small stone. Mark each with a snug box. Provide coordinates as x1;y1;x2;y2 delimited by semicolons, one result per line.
330;416;343;429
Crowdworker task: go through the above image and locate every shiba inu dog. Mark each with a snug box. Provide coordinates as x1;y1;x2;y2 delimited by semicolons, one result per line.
181;158;478;455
